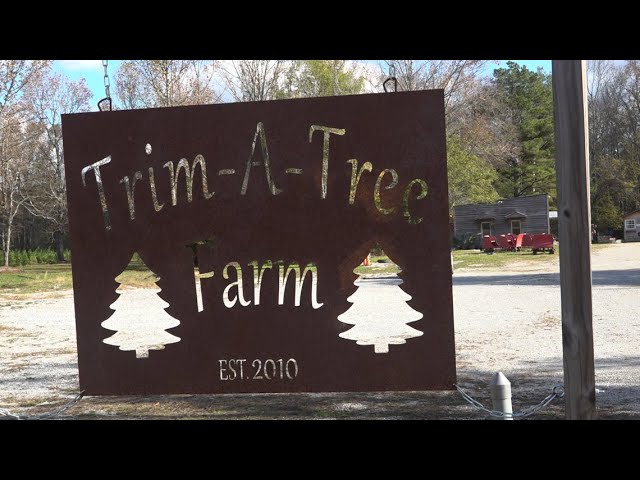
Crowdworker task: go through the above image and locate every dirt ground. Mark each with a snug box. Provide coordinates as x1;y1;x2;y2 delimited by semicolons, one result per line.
1;243;639;420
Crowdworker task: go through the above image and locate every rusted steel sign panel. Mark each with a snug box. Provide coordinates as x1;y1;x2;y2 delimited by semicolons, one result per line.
62;91;456;395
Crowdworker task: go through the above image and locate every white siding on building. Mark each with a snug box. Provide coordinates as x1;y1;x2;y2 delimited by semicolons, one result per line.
623;211;640;242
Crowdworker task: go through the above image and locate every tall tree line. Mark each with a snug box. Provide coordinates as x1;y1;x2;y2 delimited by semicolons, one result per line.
0;59;369;267
2;59;638;267
588;60;640;232
383;60;555;212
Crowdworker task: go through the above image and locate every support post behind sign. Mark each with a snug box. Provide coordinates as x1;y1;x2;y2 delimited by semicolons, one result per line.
552;60;597;420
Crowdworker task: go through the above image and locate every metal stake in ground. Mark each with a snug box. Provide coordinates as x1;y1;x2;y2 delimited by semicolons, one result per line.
552;60;597;420
489;372;513;420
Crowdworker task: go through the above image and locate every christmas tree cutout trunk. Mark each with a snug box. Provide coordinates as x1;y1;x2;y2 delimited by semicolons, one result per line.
338;274;423;353
102;255;180;358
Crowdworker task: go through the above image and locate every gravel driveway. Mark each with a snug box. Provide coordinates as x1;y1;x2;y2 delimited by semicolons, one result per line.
1;243;639;419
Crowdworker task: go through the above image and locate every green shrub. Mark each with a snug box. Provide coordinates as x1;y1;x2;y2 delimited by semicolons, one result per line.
0;248;66;266
8;249;21;266
45;250;56;264
453;234;481;250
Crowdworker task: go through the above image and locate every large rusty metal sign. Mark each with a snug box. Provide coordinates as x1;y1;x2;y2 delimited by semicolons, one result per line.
62;91;456;395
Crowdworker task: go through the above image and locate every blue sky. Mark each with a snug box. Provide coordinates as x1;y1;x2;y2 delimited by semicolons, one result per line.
53;60;552;111
484;60;551;75
53;60;122;109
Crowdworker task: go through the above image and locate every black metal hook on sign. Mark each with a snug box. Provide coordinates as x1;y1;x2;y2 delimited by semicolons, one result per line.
383;77;397;93
98;97;112;112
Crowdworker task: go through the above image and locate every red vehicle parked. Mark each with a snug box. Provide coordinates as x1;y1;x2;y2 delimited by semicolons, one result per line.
482;235;499;253
531;233;555;254
498;234;516;251
519;233;534;249
483;232;554;254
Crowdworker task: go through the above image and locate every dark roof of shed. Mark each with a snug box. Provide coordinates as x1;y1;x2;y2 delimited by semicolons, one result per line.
454;193;549;209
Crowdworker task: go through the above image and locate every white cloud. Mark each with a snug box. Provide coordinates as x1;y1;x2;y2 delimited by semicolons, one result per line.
57;60;103;72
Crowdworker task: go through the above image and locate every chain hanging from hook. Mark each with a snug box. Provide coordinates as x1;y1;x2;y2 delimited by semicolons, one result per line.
98;60;112;112
383;63;397;93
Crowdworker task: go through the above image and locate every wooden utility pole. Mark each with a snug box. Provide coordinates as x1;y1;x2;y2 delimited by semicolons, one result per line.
552;60;597;419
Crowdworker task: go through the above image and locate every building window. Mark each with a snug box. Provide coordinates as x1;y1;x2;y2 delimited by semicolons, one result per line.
626;219;636;230
511;220;522;235
481;222;492;237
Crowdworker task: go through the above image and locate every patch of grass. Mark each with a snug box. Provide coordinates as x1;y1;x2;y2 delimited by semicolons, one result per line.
592;243;615;250
354;255;401;276
0;263;74;295
453;242;617;270
0;259;158;298
312;409;337;419
452;247;559;270
356;247;560;275
354;264;401;276
115;260;160;289
1;243;618;298
18;398;48;407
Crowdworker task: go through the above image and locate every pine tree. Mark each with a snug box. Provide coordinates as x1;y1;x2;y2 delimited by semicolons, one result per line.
102;256;180;358
338;276;423;353
492;61;556;201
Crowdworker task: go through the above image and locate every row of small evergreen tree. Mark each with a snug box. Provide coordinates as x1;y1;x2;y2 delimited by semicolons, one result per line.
0;248;71;267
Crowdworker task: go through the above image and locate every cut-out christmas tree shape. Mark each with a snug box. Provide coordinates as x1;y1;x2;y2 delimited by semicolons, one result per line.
101;255;180;358
338;274;423;353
